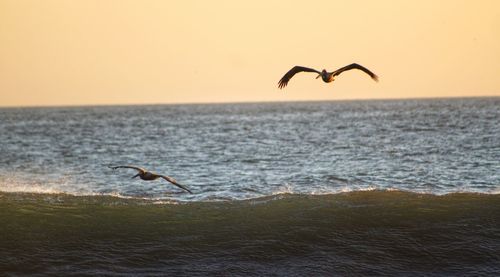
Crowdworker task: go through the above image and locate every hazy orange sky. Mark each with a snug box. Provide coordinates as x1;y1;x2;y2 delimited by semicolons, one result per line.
1;0;499;107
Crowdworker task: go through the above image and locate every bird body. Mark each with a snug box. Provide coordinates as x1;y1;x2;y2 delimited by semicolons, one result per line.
319;69;335;83
138;171;160;181
110;165;193;194
278;63;378;89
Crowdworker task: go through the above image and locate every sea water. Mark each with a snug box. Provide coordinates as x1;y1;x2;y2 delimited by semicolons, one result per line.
0;98;499;275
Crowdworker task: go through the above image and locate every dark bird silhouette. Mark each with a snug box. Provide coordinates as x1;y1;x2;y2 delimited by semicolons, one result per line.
109;165;192;194
278;63;378;89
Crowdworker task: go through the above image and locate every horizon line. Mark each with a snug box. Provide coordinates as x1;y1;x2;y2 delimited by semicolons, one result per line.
0;94;498;109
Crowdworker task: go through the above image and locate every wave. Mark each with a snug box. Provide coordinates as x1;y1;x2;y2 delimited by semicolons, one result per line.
2;177;499;203
1;190;499;275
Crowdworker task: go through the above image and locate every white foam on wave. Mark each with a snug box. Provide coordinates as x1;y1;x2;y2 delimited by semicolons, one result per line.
0;176;182;204
266;182;500;197
271;182;383;196
338;185;379;193
2;173;498;204
0;178;68;195
271;183;295;195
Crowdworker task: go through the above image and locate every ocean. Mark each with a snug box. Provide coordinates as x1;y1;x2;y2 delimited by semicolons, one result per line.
1;98;499;275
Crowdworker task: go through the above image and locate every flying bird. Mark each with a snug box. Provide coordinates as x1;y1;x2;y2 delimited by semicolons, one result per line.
278;63;378;89
109;165;193;194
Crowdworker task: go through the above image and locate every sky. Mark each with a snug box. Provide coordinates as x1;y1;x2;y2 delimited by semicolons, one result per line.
1;0;499;107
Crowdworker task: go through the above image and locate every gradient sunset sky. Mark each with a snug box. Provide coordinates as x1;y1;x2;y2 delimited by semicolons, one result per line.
1;0;499;107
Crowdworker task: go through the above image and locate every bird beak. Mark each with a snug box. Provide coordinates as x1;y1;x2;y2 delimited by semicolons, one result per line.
316;74;321;79
131;173;140;179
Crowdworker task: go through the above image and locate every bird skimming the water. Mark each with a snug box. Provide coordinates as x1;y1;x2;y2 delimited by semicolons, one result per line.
109;165;193;194
278;63;378;89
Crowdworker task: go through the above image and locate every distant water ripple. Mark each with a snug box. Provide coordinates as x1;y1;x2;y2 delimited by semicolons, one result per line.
0;98;498;200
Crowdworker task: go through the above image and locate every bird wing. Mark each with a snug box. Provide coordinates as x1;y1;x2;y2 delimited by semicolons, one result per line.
331;63;379;81
160;175;193;194
278;66;321;89
109;165;146;173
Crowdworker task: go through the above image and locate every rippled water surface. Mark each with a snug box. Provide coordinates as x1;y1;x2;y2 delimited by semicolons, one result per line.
1;98;498;200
